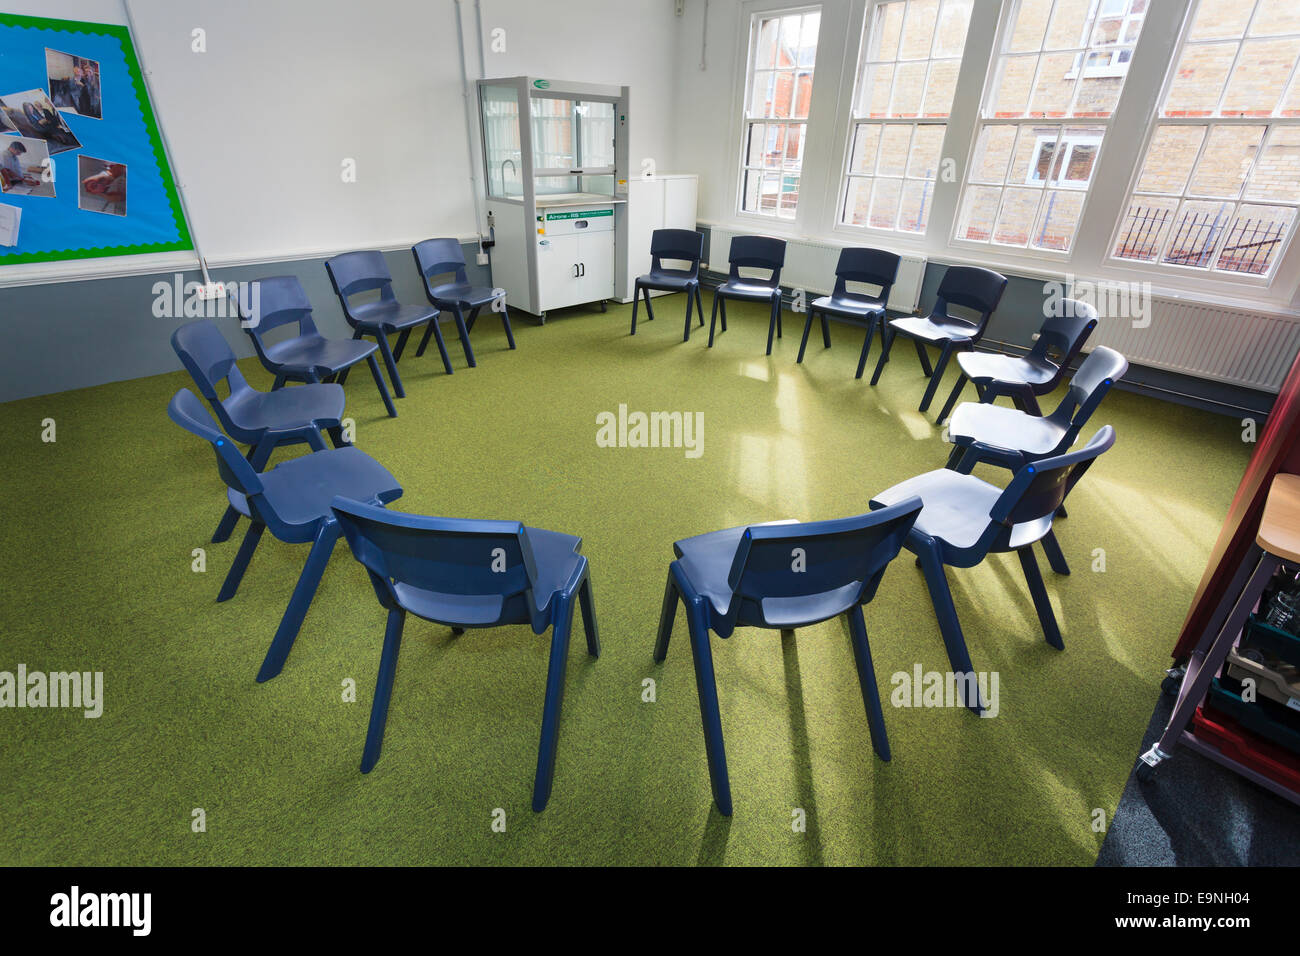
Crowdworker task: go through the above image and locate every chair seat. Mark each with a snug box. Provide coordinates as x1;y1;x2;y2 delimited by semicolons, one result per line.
430;281;498;309
956;351;1058;388
227;447;401;542
716;277;780;301
871;470;1053;561
387;527;583;626
889;314;980;344
348;300;438;333
811;293;886;321
948;402;1069;457
637;269;698;291
672;520;798;618
263;334;377;378
222;382;346;440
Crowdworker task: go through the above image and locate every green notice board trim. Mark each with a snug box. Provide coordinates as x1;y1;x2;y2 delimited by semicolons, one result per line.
545;209;614;221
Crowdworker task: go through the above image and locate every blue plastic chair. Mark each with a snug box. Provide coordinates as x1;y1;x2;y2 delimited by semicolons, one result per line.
708;235;787;354
796;247;899;378
631;228;705;341
869;426;1116;712
653;500;923;815
172;318;350;545
329;498;598;811
412;238;516;367
870;265;1008;413
168;388;403;681
325;250;442;393
934;297;1098;425
238;276;397;418
945;346;1128;478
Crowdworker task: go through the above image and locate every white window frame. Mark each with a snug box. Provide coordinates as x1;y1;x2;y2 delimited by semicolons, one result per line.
1104;0;1300;287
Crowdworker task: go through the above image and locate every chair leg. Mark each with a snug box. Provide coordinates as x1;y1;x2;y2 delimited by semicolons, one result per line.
846;605;891;761
1041;530;1071;575
217;521;264;602
820;312;831;349
212;507;241;544
1021;391;1043;416
683;286;695;342
916;545;984;713
918;343;955;413
360;607;405;773
766;300;778;355
855;320;878;380
944;445;966;470
417;317;455;375
643;286;657;323
870;326;895;385
796;309;815;363
630;282;641;334
1018;545;1064;650
499;303;516;349
335;367;350;387
654;569;679;662
719;296;728;331
578;572;601;657
935;373;968;425
272;373;287;390
365;354;398;418
375;333;405;399
775;298;782;338
685;596;731;815
708;293;722;347
452;306;477;368
695;287;705;326
465;304;482;334
391;328;412;362
954;447;979;475
256;522;339;682
532;595;576;811
913;339;933;377
327;425;350;448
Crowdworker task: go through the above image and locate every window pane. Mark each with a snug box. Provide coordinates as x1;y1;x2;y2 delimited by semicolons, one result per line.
899;178;937;231
1009;125;1048;183
1216;204;1294;273
908;123;947;177
1163;200;1233;268
899;0;940;59
991;54;1037;116
1032;189;1086;250
891;61;929;115
971;125;1016;182
877;124;913;176
755;18;781;69
872;1;907;61
956;185;1003;240
849;124;882;173
1074;60;1128;115
922;58;962;115
1008;0;1053;52
1135;126;1207;193
1163;42;1236;115
1187;4;1252;41
870;177;903;228
1113;197;1180;260
1245;127;1300;202
1029;52;1081;116
1220;38;1300;115
993;187;1042;245
1188;125;1266;197
797;12;821;66
842;176;874;224
1043;0;1092;50
933;0;973;56
1249;0;1300;37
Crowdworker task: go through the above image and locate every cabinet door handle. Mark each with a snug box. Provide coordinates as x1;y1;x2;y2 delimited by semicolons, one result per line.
573;264;579;278
579;262;585;277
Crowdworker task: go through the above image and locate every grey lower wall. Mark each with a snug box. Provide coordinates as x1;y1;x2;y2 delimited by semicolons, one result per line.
0;242;490;405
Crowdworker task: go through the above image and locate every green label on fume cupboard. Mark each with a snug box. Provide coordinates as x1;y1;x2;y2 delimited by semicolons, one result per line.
546;210;614;220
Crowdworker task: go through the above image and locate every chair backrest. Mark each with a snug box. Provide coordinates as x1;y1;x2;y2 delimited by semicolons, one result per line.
237;275;322;344
932;265;1007;335
330;497;555;631
325;251;396;323
1047;346;1128;447
413;238;469;288
649;228;703;276
833;247;900;300
728;235;787;286
989;425;1115;534
715;497;923;633
167;387;265;503
170;320;259;440
1029;296;1097;367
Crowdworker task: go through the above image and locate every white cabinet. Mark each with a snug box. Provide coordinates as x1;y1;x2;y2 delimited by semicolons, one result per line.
536;207;616;312
617;174;699;302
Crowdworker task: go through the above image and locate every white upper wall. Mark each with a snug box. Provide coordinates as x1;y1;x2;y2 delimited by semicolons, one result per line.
6;0;682;266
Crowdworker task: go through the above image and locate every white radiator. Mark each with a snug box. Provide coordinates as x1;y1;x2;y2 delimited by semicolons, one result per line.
1086;293;1300;394
707;228;926;314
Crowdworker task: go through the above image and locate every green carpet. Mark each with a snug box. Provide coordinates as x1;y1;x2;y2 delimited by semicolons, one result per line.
0;297;1251;865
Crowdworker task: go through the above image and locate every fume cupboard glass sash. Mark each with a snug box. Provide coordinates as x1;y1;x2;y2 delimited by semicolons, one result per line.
529;96;616;175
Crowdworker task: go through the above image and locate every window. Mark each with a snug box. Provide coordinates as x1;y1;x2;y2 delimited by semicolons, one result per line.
955;0;1148;253
839;0;973;233
1111;0;1300;278
739;7;821;219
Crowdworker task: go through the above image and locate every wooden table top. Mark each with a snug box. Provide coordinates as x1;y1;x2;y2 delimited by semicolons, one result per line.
1258;473;1300;562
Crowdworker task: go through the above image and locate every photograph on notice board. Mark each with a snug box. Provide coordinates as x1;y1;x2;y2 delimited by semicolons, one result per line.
0;137;55;198
0;108;15;133
46;49;102;120
78;155;125;216
0;89;82;154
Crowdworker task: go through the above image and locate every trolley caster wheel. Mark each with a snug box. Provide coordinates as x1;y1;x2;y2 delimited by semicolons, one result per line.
1135;759;1158;783
1161;665;1186;697
599;300;608;313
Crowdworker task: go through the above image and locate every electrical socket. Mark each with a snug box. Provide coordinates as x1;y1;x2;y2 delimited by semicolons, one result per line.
476;252;490;266
197;281;227;301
